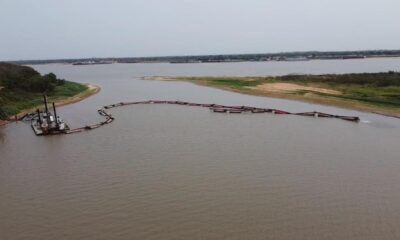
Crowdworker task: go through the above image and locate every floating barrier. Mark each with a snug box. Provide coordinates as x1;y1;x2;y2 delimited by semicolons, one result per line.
22;100;361;135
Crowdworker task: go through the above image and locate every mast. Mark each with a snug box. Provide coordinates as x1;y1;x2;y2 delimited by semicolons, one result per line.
37;109;42;124
43;95;49;114
52;102;59;127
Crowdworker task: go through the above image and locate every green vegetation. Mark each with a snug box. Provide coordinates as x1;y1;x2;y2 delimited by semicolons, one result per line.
174;72;400;115
207;78;264;88
277;71;400;87
276;72;400;108
0;63;88;119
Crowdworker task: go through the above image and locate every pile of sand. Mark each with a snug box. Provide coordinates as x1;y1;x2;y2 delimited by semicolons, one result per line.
249;83;341;95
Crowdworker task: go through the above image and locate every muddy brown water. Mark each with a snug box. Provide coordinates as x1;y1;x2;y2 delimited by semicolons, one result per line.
1;59;400;240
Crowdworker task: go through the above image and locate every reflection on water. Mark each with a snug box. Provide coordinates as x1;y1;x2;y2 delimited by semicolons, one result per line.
0;130;5;144
1;60;400;240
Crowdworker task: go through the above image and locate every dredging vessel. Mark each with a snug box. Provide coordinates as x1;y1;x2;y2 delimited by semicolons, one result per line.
31;95;69;135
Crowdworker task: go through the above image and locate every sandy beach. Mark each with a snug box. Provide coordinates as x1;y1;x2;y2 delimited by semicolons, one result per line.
144;76;400;118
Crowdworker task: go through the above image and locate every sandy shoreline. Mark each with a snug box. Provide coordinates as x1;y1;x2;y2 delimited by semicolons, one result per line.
248;83;342;95
144;76;400;119
0;84;100;127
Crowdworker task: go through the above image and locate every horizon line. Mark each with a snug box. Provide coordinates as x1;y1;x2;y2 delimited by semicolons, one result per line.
2;48;400;63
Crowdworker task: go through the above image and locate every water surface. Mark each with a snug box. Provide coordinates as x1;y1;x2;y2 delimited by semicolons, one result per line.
1;59;400;240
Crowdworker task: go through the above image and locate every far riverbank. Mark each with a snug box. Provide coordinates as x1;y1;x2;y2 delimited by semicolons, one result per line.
144;74;400;118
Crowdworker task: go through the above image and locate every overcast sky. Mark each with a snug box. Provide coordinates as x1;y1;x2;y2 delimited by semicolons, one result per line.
1;0;399;61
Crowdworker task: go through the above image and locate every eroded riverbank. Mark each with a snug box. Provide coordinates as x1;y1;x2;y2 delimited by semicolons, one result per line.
0;84;100;126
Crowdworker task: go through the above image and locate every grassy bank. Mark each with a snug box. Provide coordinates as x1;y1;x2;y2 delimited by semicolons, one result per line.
145;72;400;116
0;63;94;120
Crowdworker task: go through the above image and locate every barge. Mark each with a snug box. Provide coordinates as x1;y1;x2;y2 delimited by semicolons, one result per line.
31;95;70;136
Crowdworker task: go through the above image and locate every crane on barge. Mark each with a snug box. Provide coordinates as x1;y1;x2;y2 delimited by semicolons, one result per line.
31;95;69;135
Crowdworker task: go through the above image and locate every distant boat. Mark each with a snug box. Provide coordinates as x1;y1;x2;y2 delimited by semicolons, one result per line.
342;55;365;59
283;57;310;62
170;60;201;64
72;60;113;66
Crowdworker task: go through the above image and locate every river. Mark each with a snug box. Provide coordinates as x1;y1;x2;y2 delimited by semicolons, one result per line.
1;58;400;239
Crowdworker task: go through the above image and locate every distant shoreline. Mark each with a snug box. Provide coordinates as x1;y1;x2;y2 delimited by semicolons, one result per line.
144;75;400;119
0;84;100;127
5;49;400;65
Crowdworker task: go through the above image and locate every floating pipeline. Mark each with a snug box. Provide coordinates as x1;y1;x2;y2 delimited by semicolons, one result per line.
22;100;361;135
